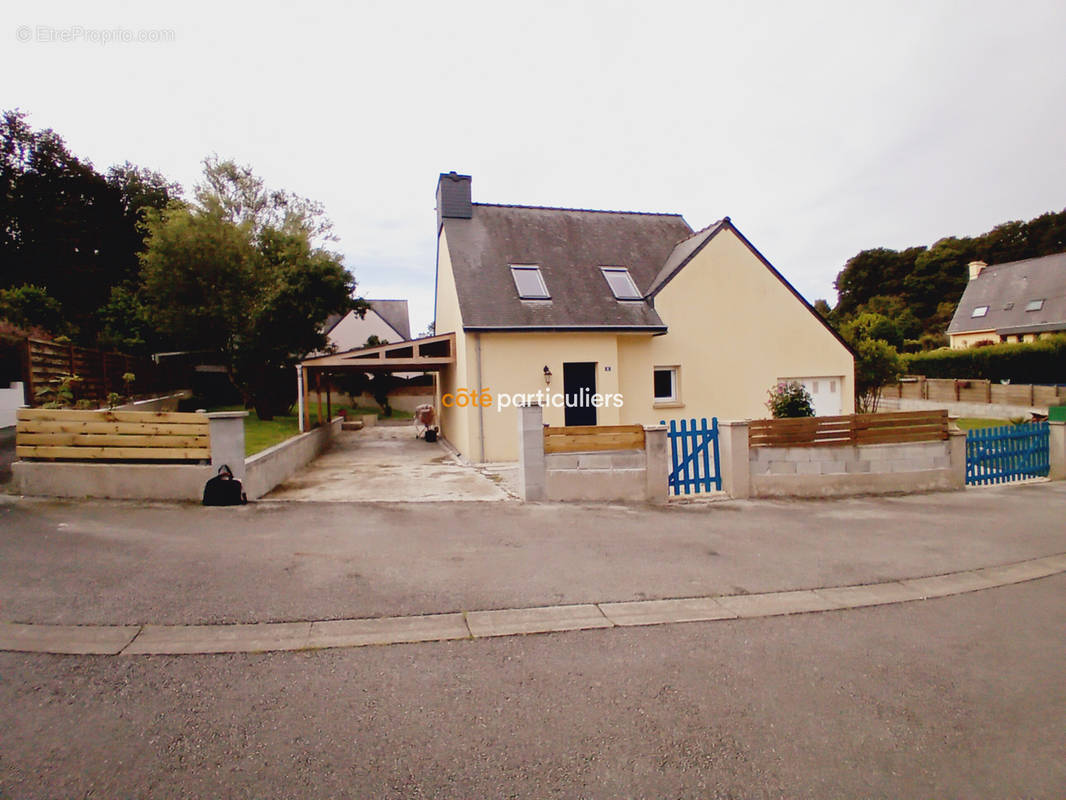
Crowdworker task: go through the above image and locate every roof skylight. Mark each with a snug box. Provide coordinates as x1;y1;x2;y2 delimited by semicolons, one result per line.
510;265;550;299
1025;299;1045;312
601;267;642;300
971;306;989;318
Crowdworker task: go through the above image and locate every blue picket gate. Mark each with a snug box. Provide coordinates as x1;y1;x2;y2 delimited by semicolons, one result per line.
965;422;1049;486
661;417;721;495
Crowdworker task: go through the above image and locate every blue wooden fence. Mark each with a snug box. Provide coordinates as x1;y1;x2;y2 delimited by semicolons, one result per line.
965;422;1049;486
661;417;721;495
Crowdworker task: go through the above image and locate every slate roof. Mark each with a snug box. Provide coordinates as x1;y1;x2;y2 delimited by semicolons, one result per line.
322;300;412;341
368;299;411;340
442;203;694;330
947;253;1066;336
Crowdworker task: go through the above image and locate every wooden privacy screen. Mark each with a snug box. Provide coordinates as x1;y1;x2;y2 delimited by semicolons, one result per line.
543;424;645;454
749;410;949;448
16;409;211;462
23;338;159;408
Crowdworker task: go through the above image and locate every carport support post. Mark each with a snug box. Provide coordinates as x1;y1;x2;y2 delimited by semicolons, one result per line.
718;420;750;499
206;410;248;482
296;365;305;433
1049;421;1066;480
517;403;546;501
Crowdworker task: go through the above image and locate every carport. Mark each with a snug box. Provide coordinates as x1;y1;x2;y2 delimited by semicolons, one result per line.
296;332;455;432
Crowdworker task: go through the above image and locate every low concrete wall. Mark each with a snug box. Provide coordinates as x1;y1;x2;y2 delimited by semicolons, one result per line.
0;382;25;428
311;390;433;414
244;417;341;500
545;449;649;503
879;396;1042;419
749;438;964;498
518;404;667;503
13;461;214;500
720;420;967;499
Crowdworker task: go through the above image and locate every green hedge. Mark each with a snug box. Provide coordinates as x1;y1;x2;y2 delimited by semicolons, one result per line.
902;335;1066;384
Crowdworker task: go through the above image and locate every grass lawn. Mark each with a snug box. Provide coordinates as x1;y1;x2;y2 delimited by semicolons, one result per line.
210;406;301;456
955;417;1010;431
211;403;413;456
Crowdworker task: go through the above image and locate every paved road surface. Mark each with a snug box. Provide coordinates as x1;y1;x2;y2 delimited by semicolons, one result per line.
1;575;1062;798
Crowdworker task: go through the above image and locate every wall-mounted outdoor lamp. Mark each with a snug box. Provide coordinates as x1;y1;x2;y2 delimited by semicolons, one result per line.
543;365;552;386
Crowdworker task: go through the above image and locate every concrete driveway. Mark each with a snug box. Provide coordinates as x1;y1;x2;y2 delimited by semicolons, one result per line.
264;424;513;502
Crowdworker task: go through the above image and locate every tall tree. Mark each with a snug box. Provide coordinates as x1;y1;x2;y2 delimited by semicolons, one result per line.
141;158;361;418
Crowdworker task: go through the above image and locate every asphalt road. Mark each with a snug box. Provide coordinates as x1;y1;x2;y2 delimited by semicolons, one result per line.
1;574;1063;798
1;482;1064;626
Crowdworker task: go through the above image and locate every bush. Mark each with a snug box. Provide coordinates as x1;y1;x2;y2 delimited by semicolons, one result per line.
766;381;815;418
902;335;1066;383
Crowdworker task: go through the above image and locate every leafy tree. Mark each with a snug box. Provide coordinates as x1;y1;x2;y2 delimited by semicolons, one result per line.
96;286;154;355
0;284;68;335
842;312;902;349
812;299;833;320
140;158;359;419
0;110;180;345
833;247;924;318
853;339;903;414
903;236;977;321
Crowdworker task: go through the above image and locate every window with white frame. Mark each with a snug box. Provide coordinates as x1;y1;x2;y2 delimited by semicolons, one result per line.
510;265;550;299
653;366;679;403
1025;299;1045;312
971;306;989;318
600;267;642;300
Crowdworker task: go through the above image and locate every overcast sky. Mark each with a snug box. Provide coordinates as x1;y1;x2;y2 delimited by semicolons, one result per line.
6;0;1066;335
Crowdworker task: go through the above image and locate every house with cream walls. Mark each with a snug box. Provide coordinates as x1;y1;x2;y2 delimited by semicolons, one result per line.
432;172;855;462
947;254;1066;348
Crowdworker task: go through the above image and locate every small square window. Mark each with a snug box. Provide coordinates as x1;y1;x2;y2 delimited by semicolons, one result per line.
1003;302;1014;311
971;306;989;318
510;265;550;299
601;267;642;300
1025;299;1045;312
653;367;679;403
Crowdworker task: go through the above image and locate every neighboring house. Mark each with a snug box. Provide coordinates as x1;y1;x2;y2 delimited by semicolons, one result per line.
947;254;1066;348
433;172;854;462
325;299;411;351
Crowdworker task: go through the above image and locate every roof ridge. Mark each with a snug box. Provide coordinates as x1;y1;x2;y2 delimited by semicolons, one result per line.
669;217;727;247
981;251;1066;270
472;202;686;218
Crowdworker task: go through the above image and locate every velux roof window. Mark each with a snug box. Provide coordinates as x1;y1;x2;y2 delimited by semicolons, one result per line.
601;267;642;300
971;306;989;318
510;265;550;299
1025;299;1045;312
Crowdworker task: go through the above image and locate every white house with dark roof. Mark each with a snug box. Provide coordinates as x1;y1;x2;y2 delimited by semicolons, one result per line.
433;172;855;462
325;299;411;351
947;254;1066;348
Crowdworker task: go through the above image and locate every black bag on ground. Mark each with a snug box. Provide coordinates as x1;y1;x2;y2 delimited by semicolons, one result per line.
202;465;248;506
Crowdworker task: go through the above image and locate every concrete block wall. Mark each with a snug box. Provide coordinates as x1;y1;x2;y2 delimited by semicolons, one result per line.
720;420;967;499
518;404;667;503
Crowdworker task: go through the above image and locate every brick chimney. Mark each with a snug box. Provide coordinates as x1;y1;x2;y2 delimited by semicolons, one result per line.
968;260;988;280
436;172;472;231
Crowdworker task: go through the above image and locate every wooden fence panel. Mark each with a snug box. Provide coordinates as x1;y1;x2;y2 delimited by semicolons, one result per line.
749;410;948;448
543;424;645;454
15;408;210;462
24;338;159;407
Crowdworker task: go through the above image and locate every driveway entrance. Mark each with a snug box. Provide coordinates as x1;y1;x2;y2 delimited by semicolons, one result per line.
265;424;512;502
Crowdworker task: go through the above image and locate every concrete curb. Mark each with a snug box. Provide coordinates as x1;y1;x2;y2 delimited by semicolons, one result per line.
1;553;1063;656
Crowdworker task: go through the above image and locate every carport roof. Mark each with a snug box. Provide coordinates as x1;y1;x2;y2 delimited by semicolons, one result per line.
299;332;455;372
